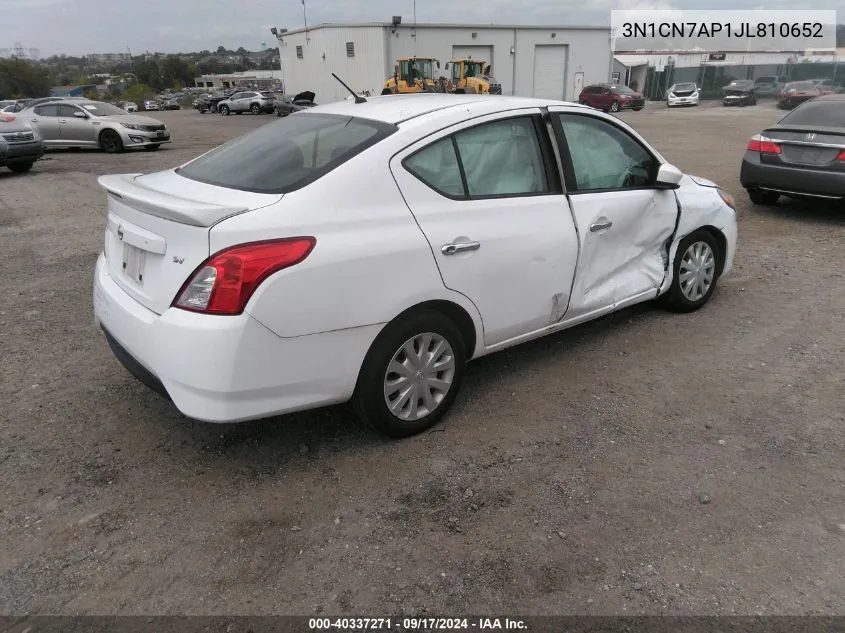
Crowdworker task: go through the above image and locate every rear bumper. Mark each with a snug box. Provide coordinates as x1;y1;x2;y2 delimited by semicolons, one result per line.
93;254;378;422
740;152;845;199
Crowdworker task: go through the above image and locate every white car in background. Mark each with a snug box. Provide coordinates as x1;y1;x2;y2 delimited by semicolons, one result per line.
667;82;700;107
143;100;159;111
120;101;139;112
93;94;737;438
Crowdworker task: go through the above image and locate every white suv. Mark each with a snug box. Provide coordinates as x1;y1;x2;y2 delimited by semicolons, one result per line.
216;91;275;115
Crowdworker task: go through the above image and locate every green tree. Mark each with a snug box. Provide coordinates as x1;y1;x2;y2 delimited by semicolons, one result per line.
0;58;53;98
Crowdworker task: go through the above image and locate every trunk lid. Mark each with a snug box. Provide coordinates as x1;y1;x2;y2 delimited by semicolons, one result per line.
762;125;845;170
98;171;282;315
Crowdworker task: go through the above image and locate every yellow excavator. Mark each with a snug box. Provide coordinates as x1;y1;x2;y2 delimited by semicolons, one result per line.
445;58;502;94
382;57;444;94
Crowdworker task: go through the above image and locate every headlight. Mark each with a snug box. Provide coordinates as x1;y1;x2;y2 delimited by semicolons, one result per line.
122;123;140;130
717;189;735;210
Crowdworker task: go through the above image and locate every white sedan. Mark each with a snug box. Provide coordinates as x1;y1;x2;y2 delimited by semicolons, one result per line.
667;83;700;107
93;94;737;437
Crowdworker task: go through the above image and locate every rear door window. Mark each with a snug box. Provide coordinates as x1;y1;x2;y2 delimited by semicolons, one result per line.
176;113;396;193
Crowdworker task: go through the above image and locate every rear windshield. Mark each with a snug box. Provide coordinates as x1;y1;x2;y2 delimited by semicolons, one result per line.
779;99;845;126
756;76;776;83
613;85;634;94
176;113;397;193
786;82;816;90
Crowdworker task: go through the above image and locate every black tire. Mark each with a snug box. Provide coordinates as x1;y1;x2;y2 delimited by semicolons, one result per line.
250;103;261;114
381;88;393;95
99;129;124;154
8;161;34;173
610;100;620;112
748;189;779;205
219;105;230;115
144;144;161;151
354;310;467;438
633;107;643;111
660;230;721;313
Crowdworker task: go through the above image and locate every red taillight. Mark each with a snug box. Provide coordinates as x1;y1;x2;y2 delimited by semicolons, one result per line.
747;135;781;154
837;150;845;161
173;237;316;315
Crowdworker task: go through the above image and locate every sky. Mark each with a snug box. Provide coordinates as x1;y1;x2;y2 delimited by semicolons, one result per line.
1;0;841;58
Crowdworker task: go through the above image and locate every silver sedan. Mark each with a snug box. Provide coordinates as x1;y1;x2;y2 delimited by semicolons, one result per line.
21;100;171;153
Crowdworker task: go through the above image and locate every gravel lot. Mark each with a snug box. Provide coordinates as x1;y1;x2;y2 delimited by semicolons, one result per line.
1;101;843;616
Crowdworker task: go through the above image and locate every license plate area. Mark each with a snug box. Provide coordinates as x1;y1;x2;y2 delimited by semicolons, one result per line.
122;243;146;285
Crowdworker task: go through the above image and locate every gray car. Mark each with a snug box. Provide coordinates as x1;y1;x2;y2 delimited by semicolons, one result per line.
0;113;44;173
741;94;845;204
216;90;275;115
21;100;171;153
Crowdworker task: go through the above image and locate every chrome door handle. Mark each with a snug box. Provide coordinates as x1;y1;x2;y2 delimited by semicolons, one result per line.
442;241;480;255
590;221;613;232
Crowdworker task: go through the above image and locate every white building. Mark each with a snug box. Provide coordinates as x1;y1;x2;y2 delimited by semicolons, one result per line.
194;70;284;89
274;22;611;103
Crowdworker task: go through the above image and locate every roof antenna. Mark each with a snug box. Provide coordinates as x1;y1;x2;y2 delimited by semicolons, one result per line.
332;72;367;103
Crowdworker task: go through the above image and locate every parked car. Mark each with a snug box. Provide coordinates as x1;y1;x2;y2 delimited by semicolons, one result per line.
160;98;181;111
22;100;170;153
741;94;845;205
120;101;139;112
274;91;316;116
722;80;757;106
193;93;227;113
0;112;44;173
754;75;789;96
578;84;645;112
143;100;160;111
777;82;822;109
92;95;737;437
216;90;276;115
666;82;699;107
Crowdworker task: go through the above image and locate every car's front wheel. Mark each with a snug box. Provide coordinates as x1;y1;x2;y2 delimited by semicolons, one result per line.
219;105;230;115
354;310;466;438
660;230;721;313
99;129;124;153
748;189;779;205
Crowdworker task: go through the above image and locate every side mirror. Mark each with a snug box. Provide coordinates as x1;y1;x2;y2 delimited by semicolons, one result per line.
655;163;683;189
73;111;88;118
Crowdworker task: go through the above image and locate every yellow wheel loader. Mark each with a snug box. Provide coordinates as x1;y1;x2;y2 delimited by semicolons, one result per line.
444;59;503;94
382;57;447;94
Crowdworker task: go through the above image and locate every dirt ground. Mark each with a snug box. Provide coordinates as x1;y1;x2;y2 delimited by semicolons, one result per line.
1;101;843;616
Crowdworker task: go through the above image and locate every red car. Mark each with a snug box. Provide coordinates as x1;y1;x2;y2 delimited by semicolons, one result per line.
777;81;822;109
578;84;645;113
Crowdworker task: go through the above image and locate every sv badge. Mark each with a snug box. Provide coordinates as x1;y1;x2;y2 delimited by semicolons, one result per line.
172;256;185;264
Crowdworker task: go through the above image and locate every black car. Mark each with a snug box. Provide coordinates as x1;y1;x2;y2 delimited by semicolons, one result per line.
722;80;757;106
275;91;316;117
740;94;845;204
194;93;227;113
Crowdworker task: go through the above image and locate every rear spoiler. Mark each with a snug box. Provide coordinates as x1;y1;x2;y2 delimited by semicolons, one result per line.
97;174;248;227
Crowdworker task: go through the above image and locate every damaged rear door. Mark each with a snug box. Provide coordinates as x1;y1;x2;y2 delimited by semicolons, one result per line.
390;109;579;348
548;109;679;318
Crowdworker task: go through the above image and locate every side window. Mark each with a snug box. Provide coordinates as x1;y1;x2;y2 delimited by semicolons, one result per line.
34;104;59;116
404;137;465;197
57;104;84;117
454;117;549;196
556;114;658;192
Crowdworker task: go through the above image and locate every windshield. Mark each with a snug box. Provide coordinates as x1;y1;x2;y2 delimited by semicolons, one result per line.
176;113;396;194
672;83;696;91
401;59;434;82
78;101;128;116
779;99;845;126
613;85;635;94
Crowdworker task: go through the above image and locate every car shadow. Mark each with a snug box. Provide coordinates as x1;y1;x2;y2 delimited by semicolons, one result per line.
755;197;845;225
